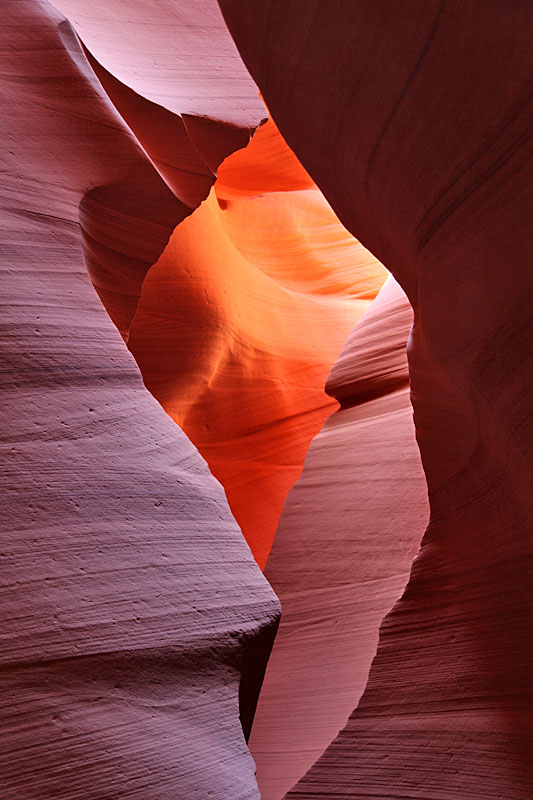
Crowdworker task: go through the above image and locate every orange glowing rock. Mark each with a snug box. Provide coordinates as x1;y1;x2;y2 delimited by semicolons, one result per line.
128;118;387;566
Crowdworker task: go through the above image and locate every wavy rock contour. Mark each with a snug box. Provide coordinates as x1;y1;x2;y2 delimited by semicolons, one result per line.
249;277;428;799
51;0;388;569
127;118;386;566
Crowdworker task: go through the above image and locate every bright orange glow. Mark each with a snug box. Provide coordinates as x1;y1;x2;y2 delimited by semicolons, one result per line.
128;118;387;567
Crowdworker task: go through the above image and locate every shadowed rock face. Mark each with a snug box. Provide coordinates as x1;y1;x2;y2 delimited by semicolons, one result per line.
219;1;533;797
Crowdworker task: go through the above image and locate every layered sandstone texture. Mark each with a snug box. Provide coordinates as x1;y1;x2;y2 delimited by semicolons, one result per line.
249;277;429;799
2;1;389;797
220;1;533;798
0;2;282;798
4;1;532;799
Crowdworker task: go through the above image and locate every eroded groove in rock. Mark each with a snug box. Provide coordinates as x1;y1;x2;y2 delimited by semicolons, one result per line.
79;161;191;342
249;278;428;799
219;1;533;797
80;41;255;212
56;19;191;343
0;2;279;797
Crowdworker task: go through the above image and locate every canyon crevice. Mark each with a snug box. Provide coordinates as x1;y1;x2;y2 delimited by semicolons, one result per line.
2;2;533;798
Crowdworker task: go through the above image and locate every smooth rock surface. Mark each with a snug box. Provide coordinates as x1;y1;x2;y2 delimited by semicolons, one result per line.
219;1;533;797
51;0;266;125
128;117;387;567
249;279;428;799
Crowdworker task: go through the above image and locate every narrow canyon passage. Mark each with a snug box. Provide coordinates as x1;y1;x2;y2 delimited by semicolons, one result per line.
3;2;533;799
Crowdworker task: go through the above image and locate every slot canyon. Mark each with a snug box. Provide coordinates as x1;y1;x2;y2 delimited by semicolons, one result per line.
1;1;533;798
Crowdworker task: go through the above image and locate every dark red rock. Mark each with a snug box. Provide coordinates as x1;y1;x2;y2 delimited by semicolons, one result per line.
219;1;533;797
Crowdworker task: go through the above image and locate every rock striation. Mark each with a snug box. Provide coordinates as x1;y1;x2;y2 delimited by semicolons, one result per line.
5;1;533;798
0;2;279;797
